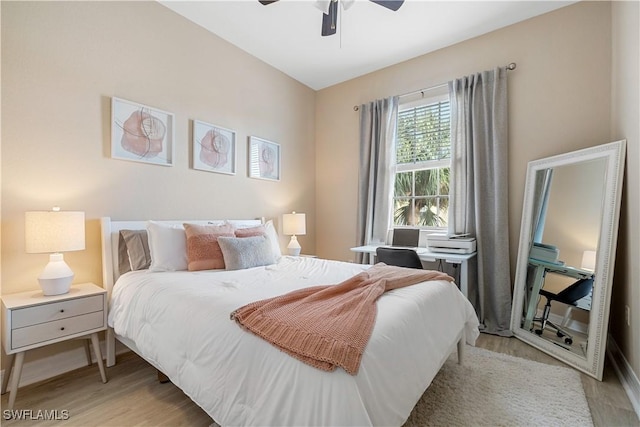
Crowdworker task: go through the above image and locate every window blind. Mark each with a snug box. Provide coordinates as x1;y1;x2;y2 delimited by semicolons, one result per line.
396;101;450;164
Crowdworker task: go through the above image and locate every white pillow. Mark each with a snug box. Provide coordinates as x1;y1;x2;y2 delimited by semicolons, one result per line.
147;221;188;272
218;235;276;270
264;220;282;260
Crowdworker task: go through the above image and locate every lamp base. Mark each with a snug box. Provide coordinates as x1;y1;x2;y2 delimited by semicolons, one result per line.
287;235;302;257
38;253;74;295
38;276;74;296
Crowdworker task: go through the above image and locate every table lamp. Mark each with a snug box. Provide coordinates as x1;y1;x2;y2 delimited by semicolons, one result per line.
282;212;306;256
581;250;596;272
25;207;86;295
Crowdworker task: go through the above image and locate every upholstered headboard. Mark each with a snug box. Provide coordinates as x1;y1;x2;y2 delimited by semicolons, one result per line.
100;217;263;296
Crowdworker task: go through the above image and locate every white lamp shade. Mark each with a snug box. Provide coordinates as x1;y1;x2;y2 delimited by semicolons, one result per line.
581;250;597;272
282;212;306;236
25;211;85;253
25;210;85;296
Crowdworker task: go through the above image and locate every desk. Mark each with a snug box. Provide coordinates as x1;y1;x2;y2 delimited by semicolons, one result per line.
350;245;476;299
522;258;593;331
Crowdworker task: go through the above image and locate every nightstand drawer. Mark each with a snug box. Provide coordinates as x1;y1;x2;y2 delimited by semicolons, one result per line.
11;311;105;350
12;295;104;328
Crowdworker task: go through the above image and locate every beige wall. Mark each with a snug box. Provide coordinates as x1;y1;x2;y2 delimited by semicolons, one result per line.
611;1;640;384
1;1;316;297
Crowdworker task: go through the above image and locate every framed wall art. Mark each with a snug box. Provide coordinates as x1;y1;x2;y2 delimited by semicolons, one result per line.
111;97;174;166
248;136;280;181
192;120;236;175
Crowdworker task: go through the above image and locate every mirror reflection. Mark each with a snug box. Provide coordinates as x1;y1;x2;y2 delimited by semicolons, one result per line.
520;158;605;357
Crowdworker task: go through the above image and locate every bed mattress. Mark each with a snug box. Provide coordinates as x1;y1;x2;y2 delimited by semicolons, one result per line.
108;256;479;426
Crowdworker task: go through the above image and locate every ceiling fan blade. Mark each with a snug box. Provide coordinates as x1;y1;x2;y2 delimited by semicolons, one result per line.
258;0;279;5
369;0;404;12
321;0;338;36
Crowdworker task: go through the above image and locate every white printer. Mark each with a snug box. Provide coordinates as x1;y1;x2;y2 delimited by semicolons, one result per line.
529;242;560;263
426;233;476;254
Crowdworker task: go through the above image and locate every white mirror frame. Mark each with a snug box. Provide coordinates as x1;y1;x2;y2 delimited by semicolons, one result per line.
510;140;626;380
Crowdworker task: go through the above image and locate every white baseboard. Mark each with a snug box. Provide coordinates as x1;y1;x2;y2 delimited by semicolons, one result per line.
1;338;130;390
607;334;640;419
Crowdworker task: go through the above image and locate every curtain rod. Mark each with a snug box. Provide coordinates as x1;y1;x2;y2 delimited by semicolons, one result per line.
353;62;517;111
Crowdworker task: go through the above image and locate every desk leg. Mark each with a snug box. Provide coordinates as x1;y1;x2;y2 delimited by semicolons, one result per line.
6;352;25;410
523;266;545;331
459;260;469;300
90;333;108;384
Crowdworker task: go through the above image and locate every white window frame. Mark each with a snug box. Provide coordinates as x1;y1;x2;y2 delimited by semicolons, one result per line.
392;92;451;231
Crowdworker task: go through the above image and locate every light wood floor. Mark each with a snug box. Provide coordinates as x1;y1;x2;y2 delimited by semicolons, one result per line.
2;335;638;426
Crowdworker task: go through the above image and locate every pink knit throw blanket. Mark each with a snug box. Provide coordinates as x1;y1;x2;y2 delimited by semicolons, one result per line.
230;263;453;375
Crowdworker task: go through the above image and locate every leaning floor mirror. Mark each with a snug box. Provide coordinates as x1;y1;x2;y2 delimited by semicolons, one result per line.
510;140;626;380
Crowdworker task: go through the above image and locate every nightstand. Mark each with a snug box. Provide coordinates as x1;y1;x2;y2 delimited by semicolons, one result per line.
1;283;108;409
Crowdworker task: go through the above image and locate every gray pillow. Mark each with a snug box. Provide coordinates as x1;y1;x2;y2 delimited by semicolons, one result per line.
218;235;276;270
118;230;151;275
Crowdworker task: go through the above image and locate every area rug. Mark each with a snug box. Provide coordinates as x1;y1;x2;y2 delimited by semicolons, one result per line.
403;345;593;427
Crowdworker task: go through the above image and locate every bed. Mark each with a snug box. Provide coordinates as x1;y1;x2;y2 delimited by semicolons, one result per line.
100;217;480;426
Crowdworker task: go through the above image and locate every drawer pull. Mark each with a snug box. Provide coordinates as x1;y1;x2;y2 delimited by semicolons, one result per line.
60;309;65;313
60;327;65;331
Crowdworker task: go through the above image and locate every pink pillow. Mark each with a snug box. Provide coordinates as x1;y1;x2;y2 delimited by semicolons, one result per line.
235;225;266;238
184;223;235;271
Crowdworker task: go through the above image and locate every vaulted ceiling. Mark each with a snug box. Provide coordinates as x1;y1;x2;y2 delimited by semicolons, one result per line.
160;1;576;90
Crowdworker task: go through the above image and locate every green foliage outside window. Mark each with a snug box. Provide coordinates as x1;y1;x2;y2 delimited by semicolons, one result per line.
393;99;451;227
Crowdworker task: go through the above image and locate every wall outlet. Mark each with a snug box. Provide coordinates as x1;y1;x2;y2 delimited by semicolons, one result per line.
625;305;631;326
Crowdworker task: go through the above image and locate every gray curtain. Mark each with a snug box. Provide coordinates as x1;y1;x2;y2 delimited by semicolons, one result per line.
448;67;512;336
356;97;399;263
532;168;554;244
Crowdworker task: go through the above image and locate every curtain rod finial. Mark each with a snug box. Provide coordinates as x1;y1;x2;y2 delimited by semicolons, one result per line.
507;62;517;70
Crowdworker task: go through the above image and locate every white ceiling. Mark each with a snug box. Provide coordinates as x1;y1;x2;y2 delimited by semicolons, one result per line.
160;0;576;90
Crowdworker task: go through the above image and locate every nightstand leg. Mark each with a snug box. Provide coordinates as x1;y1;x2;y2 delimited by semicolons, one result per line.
1;353;15;394
84;340;92;366
7;352;25;409
90;333;107;383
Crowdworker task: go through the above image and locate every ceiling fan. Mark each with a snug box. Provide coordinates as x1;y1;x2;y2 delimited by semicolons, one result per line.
258;0;405;37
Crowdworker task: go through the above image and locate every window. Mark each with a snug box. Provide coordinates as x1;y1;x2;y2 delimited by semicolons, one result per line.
393;94;451;228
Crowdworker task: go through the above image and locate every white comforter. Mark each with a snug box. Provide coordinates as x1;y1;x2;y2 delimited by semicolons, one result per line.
109;256;479;426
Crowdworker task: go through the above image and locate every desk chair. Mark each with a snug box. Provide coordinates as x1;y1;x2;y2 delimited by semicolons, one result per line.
534;277;594;345
375;247;423;269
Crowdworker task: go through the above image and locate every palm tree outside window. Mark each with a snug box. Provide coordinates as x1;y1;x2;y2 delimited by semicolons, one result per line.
393;94;451;228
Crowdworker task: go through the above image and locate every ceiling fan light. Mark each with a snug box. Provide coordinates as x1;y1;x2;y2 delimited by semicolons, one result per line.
342;0;356;10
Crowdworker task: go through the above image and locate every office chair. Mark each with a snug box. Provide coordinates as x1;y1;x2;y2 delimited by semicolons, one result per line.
534;277;594;345
375;247;423;269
